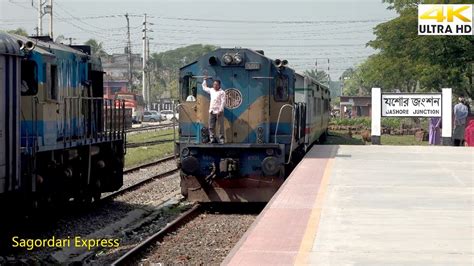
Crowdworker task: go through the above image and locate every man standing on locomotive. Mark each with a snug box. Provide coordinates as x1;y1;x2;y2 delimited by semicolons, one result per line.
202;78;226;144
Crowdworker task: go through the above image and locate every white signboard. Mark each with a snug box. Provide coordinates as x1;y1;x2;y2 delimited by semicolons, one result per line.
381;93;442;117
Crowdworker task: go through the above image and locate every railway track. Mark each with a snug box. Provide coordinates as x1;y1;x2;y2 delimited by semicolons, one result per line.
123;155;177;174
111;204;202;266
110;203;263;265
126;138;174;148
102;155;179;201
126;123;176;134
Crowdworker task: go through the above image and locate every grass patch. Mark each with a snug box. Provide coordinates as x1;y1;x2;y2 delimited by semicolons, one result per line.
327;130;428;146
127;129;178;144
381;134;428;146
125;141;175;168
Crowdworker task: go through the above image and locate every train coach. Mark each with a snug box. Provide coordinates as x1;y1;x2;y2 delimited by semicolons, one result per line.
177;48;330;202
0;32;125;210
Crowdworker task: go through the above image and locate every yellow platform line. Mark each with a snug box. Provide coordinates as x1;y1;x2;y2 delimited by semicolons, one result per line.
294;157;335;265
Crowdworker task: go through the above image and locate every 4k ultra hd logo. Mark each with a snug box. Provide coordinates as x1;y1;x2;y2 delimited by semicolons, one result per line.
418;4;473;35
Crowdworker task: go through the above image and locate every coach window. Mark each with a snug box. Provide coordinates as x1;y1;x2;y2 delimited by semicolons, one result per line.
20;60;38;96
180;75;197;101
274;75;289;102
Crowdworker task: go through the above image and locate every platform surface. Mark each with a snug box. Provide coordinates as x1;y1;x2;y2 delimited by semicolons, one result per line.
224;145;473;265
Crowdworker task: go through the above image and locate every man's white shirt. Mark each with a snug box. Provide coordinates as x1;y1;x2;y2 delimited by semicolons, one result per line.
202;80;226;114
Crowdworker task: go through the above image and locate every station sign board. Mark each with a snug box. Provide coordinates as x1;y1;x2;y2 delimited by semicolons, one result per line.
381;93;442;117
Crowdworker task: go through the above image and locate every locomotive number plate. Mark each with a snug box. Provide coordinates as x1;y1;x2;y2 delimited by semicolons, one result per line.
245;62;260;70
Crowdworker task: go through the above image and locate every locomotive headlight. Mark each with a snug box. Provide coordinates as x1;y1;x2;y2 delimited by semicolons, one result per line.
262;156;280;176
181;148;190;157
223;54;233;65
266;149;274;156
233;53;243;64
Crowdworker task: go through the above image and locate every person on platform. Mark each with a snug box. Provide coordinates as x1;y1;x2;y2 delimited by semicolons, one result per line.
464;118;474;147
453;96;469;146
428;117;442;145
202;78;226;144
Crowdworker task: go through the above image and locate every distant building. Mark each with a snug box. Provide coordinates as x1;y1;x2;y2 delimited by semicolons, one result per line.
151;90;174;111
102;52;142;80
339;96;371;118
102;52;142;97
103;80;128;99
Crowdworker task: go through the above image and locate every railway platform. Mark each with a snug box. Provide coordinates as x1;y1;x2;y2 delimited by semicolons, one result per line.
224;145;473;265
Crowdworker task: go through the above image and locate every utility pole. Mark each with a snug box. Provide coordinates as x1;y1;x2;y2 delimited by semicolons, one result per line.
315;58;331;87
125;13;133;91
142;13;148;110
37;0;45;36
48;0;53;39
36;0;52;37
146;36;151;110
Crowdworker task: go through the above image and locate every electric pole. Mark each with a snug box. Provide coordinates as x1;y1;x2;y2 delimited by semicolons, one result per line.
48;0;53;39
142;13;148;110
36;0;52;37
315;58;331;86
37;0;44;36
125;13;133;91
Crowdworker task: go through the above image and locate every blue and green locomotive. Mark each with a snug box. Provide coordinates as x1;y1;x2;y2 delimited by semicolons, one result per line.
0;33;125;209
177;48;330;202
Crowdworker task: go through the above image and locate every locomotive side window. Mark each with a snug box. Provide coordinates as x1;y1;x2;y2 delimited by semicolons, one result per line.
274;75;289;102
20;60;38;96
180;75;197;101
47;64;58;101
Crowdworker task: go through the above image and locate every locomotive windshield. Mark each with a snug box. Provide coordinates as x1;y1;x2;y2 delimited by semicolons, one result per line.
274;75;289;101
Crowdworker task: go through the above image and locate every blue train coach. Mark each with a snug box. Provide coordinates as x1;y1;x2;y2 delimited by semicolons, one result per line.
0;32;126;209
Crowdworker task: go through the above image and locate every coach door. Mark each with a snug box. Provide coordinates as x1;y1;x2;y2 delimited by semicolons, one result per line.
0;56;5;193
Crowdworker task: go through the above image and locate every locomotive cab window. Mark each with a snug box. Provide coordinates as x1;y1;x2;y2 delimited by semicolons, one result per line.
274;75;289;102
20;60;38;96
181;75;197;102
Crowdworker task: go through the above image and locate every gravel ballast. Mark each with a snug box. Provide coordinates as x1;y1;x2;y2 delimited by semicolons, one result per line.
142;212;257;265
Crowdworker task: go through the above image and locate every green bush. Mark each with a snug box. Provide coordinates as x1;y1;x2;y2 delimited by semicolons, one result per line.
330;117;429;130
330;117;371;128
381;118;401;129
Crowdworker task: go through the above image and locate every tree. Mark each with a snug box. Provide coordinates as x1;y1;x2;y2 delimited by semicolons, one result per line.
7;28;28;36
343;0;473;98
304;69;330;84
147;44;218;100
84;39;108;58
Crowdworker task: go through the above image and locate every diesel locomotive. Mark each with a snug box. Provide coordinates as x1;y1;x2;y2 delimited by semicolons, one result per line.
0;33;125;210
177;48;330;202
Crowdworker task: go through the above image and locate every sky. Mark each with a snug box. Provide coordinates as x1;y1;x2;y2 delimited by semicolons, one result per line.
1;0;397;78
